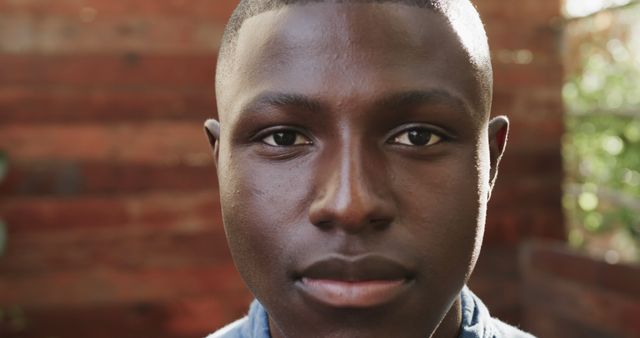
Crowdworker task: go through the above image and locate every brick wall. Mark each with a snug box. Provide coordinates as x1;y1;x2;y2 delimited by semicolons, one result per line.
521;241;640;338
0;1;565;337
470;0;566;326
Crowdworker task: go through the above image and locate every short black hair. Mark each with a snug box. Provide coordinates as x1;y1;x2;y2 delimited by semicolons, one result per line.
217;0;446;80
223;0;442;50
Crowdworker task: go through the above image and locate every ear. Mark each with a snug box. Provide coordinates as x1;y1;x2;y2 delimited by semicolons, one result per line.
487;116;509;200
204;119;221;168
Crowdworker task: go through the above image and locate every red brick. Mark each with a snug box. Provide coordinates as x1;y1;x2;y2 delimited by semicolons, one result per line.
522;272;640;337
0;264;245;307
487;23;560;55
0;161;217;196
521;241;640;337
490;87;516;116
491;176;563;210
491;87;564;131
524;242;600;287
0;294;252;338
485;206;566;246
0;191;221;233
510;87;564;118
469;248;523;325
493;83;564;116
0;14;225;54
469;277;522;325
474;248;521;279
476;0;561;22
0;121;213;164
0;0;238;22
523;306;619;338
505;117;565;151
0;54;217;87
601;263;640;300
0;87;216;124
0;228;229;275
164;295;253;337
494;61;564;88
497;149;563;181
521;241;640;298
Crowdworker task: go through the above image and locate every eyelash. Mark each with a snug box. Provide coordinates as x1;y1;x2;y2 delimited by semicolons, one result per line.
388;127;446;147
262;131;312;147
255;125;448;148
253;127;312;147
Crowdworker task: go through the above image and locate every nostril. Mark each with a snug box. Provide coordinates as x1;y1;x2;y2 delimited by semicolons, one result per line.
315;220;333;231
370;218;392;231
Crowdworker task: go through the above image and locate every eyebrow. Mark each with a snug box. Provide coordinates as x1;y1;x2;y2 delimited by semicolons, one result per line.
238;89;473;118
239;92;325;117
376;89;473;117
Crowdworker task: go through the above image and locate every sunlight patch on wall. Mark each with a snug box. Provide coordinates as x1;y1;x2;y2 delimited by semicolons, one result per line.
564;0;632;18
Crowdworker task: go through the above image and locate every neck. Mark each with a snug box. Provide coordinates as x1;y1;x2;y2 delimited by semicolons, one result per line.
268;297;463;338
431;296;463;338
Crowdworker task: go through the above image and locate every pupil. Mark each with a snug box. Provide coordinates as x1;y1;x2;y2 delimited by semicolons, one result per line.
408;129;431;145
273;131;296;145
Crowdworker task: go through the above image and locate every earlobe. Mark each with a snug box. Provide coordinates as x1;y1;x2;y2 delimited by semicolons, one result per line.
204;119;221;167
487;116;510;200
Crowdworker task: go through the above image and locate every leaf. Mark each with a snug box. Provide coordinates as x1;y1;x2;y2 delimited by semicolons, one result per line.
0;220;6;257
0;151;7;183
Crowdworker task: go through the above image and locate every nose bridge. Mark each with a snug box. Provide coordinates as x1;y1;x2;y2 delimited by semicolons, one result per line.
334;135;368;210
309;132;393;232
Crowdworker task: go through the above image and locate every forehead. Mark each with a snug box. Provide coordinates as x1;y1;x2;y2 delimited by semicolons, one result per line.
218;2;487;122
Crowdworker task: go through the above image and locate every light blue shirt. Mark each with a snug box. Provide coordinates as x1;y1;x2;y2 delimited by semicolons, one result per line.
207;286;535;338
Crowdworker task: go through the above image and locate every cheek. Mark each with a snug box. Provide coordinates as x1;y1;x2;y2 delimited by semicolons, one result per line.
395;150;483;273
218;154;313;289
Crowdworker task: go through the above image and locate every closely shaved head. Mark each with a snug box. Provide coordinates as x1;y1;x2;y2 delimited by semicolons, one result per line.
222;0;441;53
216;0;493;116
206;2;511;337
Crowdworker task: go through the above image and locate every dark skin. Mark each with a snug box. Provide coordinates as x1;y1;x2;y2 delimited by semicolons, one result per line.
206;3;509;338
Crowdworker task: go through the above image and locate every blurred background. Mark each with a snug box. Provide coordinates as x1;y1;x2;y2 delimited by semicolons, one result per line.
0;0;638;337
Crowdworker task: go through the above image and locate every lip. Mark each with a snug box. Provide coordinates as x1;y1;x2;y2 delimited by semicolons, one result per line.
295;254;414;308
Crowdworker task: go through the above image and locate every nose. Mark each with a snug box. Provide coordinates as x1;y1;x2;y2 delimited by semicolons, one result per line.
309;138;396;234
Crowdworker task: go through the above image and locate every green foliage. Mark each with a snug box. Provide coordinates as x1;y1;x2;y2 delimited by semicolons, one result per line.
564;115;640;257
565;116;640;193
0;220;6;258
0;151;7;183
0;306;28;332
564;45;640;112
563;5;640;262
0;151;6;257
0;151;26;330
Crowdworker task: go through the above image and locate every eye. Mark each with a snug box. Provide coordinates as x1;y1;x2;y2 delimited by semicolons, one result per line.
262;130;312;146
391;128;442;146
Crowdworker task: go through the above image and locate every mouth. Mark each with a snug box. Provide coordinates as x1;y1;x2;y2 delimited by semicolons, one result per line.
295;254;414;308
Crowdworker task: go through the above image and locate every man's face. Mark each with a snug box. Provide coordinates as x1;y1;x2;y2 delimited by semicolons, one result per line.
213;3;500;338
